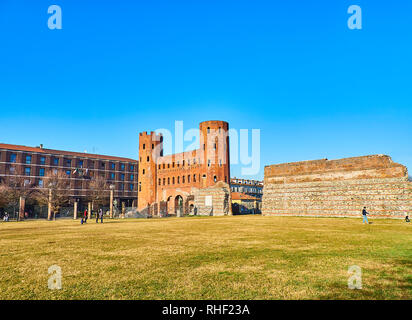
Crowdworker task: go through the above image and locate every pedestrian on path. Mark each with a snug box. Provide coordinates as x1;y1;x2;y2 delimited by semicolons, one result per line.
98;208;103;223
362;207;369;224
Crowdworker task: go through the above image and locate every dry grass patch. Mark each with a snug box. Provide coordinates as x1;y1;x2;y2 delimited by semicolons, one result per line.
0;216;410;299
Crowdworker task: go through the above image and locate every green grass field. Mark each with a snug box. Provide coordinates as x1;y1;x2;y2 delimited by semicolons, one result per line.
0;215;410;300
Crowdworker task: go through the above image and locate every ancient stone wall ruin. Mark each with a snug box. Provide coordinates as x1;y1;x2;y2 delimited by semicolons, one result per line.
193;181;231;216
262;155;412;218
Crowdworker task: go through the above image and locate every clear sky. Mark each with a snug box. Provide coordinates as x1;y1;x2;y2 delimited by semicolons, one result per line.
0;0;411;180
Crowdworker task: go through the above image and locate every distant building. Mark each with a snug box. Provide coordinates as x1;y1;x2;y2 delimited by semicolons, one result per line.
0;143;138;214
230;178;263;199
231;192;261;214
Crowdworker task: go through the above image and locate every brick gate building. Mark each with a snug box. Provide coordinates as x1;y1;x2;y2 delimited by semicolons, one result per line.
137;120;230;215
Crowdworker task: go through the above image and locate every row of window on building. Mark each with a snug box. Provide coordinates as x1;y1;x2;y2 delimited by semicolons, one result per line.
20;177;135;191
9;166;134;181
231;178;263;186
157;174;227;187
155;158;225;170
7;154;135;171
231;186;263;194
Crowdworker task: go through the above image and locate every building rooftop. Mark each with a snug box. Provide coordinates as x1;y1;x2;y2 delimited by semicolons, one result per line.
231;192;260;201
0;143;137;163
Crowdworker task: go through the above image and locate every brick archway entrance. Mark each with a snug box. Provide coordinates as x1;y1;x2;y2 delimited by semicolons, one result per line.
175;195;184;216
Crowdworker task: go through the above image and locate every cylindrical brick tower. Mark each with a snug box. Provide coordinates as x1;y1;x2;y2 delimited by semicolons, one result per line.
199;120;230;187
137;131;163;212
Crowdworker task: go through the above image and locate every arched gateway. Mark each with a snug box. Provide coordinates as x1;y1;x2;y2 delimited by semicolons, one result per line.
175;195;184;216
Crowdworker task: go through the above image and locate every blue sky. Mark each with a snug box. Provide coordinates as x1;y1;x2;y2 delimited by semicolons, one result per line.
0;0;411;180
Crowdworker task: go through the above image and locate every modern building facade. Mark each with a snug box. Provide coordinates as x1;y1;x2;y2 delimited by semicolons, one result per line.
138;120;231;215
0;143;138;212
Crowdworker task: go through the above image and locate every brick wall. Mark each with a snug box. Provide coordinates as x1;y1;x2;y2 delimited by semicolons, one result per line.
262;155;412;218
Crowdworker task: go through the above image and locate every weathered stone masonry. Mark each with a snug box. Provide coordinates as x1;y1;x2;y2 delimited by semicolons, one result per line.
262;155;412;218
193;181;231;216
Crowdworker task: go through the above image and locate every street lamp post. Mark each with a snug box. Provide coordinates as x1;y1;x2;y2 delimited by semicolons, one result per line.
109;184;114;219
73;199;78;220
47;184;52;221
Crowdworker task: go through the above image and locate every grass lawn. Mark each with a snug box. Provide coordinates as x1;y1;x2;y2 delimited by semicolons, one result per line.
0;215;410;300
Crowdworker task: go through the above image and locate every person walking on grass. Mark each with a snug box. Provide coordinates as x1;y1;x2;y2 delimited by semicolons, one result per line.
98;208;103;223
406;212;410;223
83;209;88;223
362;207;370;224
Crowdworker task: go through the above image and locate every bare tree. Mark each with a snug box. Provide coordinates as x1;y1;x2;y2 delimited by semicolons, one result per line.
0;176;36;220
0;182;9;209
35;171;71;220
88;175;110;211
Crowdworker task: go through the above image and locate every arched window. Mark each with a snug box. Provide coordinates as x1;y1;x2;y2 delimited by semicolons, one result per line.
163;178;166;185
147;156;149;162
168;177;170;185
188;175;191;183
142;169;145;175
143;144;145;150
207;127;210;133
193;174;196;182
214;175;217;182
172;177;175;184
207;160;211;167
158;178;161;185
177;176;180;184
167;163;170;168
182;176;185;183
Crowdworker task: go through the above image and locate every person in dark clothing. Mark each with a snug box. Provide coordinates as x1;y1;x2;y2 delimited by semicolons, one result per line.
362;207;369;224
83;209;88;223
406;215;410;223
98;209;103;223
